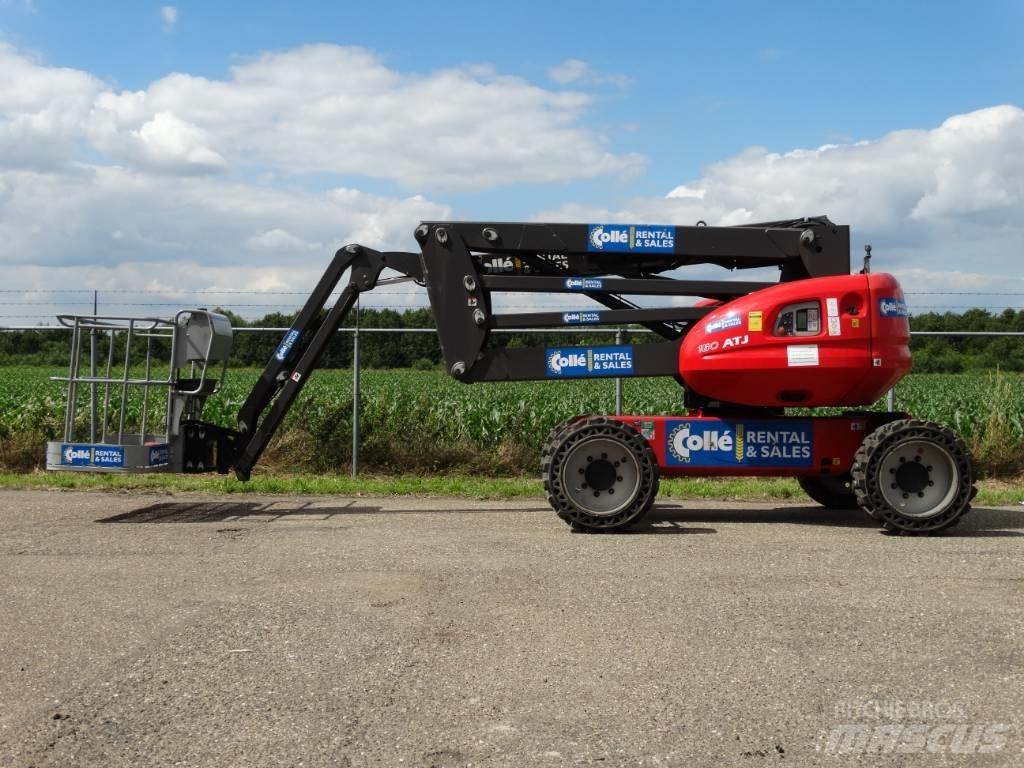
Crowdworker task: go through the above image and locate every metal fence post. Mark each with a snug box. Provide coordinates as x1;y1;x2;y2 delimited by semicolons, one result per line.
89;290;98;442
351;298;360;479
614;327;624;415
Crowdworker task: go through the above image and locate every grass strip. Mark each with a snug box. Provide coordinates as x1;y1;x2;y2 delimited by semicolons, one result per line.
1;471;1022;507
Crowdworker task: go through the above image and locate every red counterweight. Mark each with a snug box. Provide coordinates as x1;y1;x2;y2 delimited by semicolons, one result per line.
679;273;911;407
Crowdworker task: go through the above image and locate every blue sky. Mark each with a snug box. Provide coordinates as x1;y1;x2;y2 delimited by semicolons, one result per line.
4;0;1021;213
0;1;1022;318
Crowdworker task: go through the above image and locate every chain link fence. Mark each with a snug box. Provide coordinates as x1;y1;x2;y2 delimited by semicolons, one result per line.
4;319;1023;476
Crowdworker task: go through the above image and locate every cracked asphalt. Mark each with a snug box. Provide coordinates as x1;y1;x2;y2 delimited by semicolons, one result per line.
1;489;1022;767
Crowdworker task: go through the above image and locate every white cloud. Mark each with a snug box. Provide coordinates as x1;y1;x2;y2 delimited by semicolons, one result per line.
91;111;226;172
0;165;450;317
0;44;105;170
161;6;178;31
549;59;589;84
1;37;1021;321
0;43;643;188
540;105;1024;303
665;184;705;200
246;228;321;253
549;58;630;87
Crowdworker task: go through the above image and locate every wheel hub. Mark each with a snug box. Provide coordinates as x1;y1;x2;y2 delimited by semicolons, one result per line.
584;458;617;491
877;439;959;519
559;436;641;517
894;460;929;494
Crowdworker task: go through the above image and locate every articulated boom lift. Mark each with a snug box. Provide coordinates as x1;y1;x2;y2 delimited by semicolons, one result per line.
47;217;976;534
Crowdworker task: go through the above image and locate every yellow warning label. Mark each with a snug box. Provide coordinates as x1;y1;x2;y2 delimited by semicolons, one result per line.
851;318;860;329
748;311;763;332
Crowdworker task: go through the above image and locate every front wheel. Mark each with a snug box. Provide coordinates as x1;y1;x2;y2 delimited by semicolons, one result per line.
851;419;976;534
542;416;659;532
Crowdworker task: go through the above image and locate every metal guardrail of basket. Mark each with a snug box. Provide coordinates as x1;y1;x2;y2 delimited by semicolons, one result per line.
45;310;232;472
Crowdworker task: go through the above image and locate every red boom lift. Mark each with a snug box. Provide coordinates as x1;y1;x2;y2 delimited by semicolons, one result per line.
47;217;976;534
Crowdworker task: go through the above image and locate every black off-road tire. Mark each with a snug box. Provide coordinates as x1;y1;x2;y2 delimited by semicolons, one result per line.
851;419;976;534
542;416;659;532
798;474;859;509
541;414;592;454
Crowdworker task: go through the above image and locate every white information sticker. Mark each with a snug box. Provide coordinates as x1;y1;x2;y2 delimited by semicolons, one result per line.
787;344;820;367
828;316;841;336
826;297;839;317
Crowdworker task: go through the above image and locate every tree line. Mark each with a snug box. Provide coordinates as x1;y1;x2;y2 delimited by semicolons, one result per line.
2;306;1024;372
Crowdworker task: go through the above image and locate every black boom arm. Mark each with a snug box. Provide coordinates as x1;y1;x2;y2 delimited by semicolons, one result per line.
231;246;421;479
227;217;849;479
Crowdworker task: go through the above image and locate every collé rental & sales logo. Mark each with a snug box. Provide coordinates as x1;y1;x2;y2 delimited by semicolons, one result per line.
587;224;675;253
704;313;744;334
61;444;92;466
545;346;634;378
274;328;300;362
148;444;170;466
562;311;601;324
60;444;125;468
92;446;125;467
878;297;909;317
666;420;813;467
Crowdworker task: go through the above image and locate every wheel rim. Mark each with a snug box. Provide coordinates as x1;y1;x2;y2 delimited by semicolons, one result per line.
559;436;641;516
878;439;959;518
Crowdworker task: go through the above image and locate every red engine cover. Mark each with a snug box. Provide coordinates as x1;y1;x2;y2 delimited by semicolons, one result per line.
679;273;910;407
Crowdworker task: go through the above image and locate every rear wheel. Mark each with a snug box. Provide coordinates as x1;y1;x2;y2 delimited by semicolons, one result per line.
542;416;659;532
851;419;976;534
798;474;858;509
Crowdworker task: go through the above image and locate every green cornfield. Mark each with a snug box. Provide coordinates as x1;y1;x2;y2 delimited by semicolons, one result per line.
2;367;1022;476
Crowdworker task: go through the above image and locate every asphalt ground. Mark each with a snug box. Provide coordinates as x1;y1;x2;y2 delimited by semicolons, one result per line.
0;489;1022;767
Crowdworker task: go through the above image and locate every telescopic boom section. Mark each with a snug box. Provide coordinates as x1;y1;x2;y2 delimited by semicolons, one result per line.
229;217;850;479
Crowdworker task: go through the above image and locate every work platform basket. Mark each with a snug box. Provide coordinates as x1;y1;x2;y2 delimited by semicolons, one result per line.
45;310;233;473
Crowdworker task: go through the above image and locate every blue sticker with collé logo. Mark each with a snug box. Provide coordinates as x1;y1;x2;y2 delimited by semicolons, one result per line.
562;311;601;324
665;420;813;468
148;444;170;466
545;346;634;377
878;298;909;317
60;444;124;468
587;225;675;253
704;314;744;334
274;329;300;362
61;445;92;466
